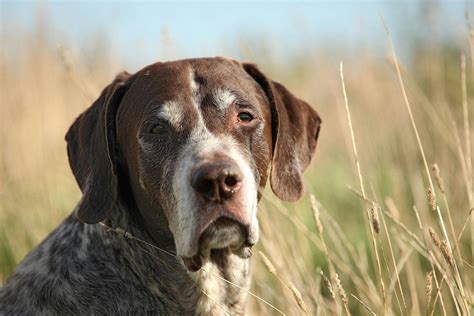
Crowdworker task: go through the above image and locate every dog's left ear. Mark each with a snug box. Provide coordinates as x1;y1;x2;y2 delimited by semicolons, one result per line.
243;63;322;202
66;72;131;223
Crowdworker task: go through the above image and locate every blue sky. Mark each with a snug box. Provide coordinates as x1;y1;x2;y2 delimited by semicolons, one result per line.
2;1;470;71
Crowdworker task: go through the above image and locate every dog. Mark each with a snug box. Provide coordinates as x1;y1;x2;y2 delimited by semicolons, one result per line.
0;57;321;315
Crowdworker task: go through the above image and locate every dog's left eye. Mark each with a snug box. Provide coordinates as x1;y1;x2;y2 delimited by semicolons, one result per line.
237;112;254;123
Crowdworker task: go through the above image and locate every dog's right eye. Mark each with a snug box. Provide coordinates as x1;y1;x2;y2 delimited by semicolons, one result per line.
150;123;165;134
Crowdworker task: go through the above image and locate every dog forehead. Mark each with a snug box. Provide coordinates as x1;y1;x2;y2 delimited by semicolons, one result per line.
143;58;260;99
118;58;268;136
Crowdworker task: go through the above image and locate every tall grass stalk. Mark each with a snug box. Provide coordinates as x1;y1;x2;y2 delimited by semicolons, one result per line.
340;61;387;312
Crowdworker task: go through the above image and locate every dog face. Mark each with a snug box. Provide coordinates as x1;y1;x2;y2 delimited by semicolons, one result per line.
66;57;321;271
117;59;273;269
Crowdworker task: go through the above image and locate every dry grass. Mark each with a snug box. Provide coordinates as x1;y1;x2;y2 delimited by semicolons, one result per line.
1;11;473;315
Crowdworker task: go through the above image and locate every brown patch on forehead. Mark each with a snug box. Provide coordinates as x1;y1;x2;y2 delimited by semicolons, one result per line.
142;61;195;101
116;57;271;142
121;57;266;112
189;58;257;93
187;58;271;130
117;61;196;130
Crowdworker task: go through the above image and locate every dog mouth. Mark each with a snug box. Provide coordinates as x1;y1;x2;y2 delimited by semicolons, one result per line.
181;216;254;272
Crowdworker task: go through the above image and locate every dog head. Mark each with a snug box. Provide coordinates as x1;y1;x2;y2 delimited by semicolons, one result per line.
66;57;321;271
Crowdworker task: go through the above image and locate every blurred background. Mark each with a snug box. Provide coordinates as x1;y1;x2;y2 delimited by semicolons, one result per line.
1;1;473;314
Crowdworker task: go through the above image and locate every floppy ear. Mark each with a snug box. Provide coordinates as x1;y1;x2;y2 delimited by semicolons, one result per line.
66;72;131;223
243;63;322;202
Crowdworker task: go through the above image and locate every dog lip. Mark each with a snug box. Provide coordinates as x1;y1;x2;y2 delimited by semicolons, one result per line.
180;215;256;272
181;255;202;272
206;216;242;230
181;244;254;273
189;206;248;249
198;216;247;248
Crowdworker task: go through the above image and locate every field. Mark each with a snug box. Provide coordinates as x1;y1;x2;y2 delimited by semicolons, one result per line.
1;8;473;315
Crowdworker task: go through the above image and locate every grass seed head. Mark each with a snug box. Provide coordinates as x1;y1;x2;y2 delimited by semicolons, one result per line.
425;271;433;305
334;273;349;308
428;227;441;248
440;240;453;266
310;194;323;234
320;271;336;300
427;187;437;211
288;282;310;315
258;251;277;276
370;203;380;234
431;163;445;193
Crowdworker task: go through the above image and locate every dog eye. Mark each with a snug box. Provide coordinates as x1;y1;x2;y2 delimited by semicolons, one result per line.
150;123;165;134
237;112;254;123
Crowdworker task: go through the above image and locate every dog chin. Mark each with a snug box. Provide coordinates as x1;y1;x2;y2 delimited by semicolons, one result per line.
181;217;255;272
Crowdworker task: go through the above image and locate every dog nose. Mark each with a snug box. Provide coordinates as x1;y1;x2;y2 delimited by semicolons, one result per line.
191;162;243;203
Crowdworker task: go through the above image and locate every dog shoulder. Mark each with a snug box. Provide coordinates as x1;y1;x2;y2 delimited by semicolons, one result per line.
0;216;94;314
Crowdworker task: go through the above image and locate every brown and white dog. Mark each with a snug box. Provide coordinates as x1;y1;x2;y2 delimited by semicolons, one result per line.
0;57;321;315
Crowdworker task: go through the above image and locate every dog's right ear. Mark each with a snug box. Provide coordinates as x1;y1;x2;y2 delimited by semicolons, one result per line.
66;72;131;224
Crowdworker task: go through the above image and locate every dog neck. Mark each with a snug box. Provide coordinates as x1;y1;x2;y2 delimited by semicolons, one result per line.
191;249;251;315
98;207;252;315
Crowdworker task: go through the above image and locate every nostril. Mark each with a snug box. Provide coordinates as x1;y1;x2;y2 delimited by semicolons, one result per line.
224;175;238;187
198;179;214;193
193;178;216;198
221;174;242;198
